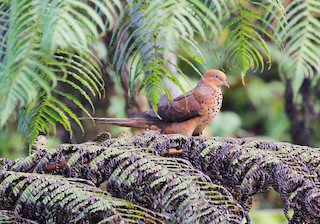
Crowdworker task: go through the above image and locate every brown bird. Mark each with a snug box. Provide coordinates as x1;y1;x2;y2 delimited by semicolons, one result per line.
81;69;229;136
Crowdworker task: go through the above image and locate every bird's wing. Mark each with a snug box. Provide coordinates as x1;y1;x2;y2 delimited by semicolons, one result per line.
157;90;202;122
130;90;203;123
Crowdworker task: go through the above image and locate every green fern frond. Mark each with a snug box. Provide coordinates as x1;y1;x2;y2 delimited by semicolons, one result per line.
0;0;56;126
134;51;183;108
54;47;105;99
277;0;320;94
221;0;284;75
111;0;221;110
18;47;103;147
0;0;115;141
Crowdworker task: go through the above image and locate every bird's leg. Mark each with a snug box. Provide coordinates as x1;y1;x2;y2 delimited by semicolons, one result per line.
192;131;203;136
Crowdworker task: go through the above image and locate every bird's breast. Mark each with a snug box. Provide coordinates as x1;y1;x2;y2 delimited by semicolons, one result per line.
196;86;223;119
199;86;222;104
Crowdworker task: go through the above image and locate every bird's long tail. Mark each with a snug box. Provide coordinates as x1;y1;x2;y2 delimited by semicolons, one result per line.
79;117;162;129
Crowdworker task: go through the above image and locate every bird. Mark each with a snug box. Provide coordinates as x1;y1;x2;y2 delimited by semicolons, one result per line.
80;69;229;136
32;135;48;151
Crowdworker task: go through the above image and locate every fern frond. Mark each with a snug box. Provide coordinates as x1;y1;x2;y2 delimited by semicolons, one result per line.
0;0;115;141
0;210;37;223
2;133;320;222
190;137;320;223
0;170;165;223
277;0;320;94
222;0;284;75
111;0;221;109
0;0;56;126
3;133;249;223
5;132;320;222
18;46;103;147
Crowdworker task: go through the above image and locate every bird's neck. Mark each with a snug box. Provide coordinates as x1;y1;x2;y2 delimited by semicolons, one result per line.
197;81;220;89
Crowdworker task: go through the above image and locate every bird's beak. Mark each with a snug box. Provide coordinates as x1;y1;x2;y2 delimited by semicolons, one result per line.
221;81;230;88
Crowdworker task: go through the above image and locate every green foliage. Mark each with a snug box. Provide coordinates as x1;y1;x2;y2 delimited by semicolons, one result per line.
250;209;288;224
1;2;319;222
209;111;242;136
0;132;24;159
0;0;121;144
221;0;282;76
110;0;219;109
18;47;105;146
246;78;290;139
110;0;287;110
276;0;320;93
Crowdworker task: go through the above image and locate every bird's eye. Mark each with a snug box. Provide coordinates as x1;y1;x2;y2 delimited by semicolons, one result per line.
214;74;219;78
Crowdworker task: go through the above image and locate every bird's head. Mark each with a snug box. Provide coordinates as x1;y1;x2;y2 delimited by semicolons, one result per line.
200;69;230;88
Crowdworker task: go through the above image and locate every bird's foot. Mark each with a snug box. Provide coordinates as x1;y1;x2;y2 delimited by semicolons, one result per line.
193;132;203;137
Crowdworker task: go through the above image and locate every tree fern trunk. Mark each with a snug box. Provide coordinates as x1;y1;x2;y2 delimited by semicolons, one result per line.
285;79;310;145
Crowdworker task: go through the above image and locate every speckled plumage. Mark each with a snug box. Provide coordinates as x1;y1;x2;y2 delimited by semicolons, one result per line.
82;69;229;136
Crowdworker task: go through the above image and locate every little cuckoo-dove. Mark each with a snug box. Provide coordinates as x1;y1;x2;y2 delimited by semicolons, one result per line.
80;69;229;136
